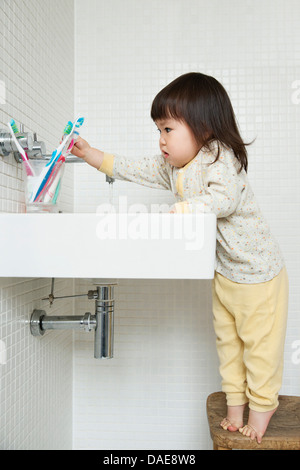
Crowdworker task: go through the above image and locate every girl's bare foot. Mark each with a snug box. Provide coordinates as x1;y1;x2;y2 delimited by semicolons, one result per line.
220;403;247;432
239;407;277;444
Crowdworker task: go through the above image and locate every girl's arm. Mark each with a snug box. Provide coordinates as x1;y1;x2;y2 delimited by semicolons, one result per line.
175;149;244;217
72;137;171;191
100;152;171;190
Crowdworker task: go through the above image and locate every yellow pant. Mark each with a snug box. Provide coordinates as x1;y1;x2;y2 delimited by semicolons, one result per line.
212;267;289;412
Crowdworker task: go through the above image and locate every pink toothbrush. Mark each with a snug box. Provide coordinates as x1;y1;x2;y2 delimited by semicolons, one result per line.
7;120;35;176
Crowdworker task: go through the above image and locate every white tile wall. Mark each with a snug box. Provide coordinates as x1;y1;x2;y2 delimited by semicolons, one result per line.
0;277;74;450
0;0;75;449
73;278;220;450
73;0;300;450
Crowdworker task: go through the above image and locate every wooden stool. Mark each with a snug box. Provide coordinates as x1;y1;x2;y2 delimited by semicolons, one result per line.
206;391;300;450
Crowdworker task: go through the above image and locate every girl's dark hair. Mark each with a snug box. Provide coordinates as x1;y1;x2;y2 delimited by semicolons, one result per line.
151;72;250;172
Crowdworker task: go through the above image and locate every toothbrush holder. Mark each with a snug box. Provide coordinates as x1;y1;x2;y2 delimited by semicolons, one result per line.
23;159;65;213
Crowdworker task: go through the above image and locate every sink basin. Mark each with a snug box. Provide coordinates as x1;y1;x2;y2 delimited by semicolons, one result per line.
0;213;216;279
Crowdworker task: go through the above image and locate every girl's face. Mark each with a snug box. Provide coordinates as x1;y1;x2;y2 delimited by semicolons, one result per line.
155;118;200;168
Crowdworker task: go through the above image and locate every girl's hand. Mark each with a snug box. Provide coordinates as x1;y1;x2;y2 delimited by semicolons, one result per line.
71;137;104;169
71;136;91;159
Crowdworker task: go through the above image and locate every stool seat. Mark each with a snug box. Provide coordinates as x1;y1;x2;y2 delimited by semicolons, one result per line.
206;391;300;450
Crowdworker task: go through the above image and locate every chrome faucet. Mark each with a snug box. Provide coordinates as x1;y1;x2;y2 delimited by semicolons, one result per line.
0;123;82;163
30;284;115;359
106;175;115;184
0;125;33;159
0;124;118;171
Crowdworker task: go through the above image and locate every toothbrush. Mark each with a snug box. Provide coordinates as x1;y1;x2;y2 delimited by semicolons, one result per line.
61;117;84;157
32;115;84;201
50;116;84;163
43;117;84;202
7;119;35;176
43;161;65;203
52;179;61;204
35;156;65;203
32;116;84;202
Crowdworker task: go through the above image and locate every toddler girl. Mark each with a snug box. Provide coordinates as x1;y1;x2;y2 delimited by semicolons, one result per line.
71;72;289;444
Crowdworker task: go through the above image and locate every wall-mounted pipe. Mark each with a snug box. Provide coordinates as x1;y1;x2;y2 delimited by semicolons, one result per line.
30;312;96;334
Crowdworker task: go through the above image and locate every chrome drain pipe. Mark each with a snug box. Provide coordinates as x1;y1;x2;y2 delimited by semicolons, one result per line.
30;312;96;334
94;285;114;359
30;284;115;359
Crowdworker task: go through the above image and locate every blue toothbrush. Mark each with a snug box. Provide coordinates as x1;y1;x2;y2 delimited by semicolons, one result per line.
31;116;84;202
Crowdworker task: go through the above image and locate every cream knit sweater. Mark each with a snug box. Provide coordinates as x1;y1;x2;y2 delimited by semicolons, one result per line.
99;141;284;283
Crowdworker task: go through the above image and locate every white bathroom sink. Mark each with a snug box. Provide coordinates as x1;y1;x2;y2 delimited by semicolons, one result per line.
0;213;216;279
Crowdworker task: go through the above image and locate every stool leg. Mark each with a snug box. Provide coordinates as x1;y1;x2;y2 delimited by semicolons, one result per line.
213;441;231;450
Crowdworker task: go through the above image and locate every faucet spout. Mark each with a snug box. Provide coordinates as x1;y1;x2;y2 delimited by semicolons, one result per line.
106;175;115;184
